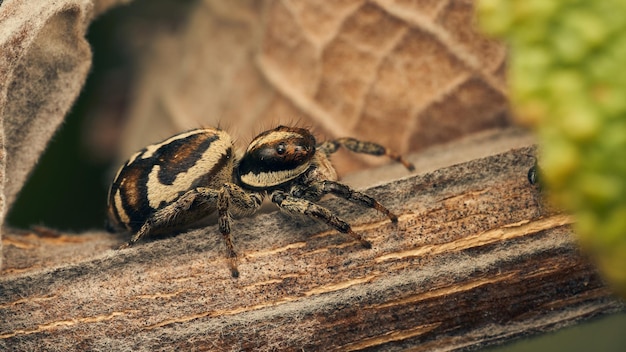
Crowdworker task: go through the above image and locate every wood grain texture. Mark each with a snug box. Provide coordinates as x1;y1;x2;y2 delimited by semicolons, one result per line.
1;129;623;351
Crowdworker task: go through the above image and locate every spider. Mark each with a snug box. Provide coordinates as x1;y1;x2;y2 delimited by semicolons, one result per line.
107;125;414;277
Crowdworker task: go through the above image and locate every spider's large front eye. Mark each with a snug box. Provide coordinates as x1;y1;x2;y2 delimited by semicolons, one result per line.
238;126;317;189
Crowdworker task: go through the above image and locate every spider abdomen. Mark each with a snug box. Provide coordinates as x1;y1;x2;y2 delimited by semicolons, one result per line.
107;128;235;232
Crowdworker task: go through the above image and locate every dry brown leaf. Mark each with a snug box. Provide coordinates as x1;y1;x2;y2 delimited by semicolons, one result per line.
0;0;129;268
119;0;509;175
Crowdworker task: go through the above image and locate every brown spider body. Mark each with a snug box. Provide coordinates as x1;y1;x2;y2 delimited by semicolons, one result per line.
108;125;413;277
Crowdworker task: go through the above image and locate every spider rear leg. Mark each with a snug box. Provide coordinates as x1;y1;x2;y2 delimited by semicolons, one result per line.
317;138;415;171
271;191;372;249
218;183;264;278
119;184;262;278
294;180;399;223
119;187;220;250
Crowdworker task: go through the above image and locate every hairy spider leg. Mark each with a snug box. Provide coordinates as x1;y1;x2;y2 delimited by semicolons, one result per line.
218;183;264;277
119;184;262;278
292;180;398;222
271;191;372;249
317;137;415;171
119;187;221;249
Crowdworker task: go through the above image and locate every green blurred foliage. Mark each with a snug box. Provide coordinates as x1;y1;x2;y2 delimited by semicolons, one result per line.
477;0;626;296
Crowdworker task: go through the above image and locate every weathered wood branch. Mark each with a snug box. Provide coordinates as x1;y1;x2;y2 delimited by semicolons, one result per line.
1;128;623;351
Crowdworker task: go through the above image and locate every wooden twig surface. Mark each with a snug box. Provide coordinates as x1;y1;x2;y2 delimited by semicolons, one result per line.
1;128;623;351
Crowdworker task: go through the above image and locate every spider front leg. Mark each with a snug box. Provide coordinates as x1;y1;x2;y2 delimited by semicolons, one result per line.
317;137;415;171
119;187;220;249
271;190;372;249
292;180;399;222
218;183;263;278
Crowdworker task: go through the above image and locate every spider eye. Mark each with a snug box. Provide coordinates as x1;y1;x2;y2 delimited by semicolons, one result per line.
276;143;287;155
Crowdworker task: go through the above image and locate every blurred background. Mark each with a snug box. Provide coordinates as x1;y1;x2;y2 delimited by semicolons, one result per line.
7;1;196;231
8;0;512;230
5;0;625;350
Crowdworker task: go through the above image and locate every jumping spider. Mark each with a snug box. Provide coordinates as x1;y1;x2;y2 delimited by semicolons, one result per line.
108;125;414;277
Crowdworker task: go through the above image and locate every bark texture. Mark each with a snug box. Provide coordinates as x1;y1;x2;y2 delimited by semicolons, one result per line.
1;129;623;351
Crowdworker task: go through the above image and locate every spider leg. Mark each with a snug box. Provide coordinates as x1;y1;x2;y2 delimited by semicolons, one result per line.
293;180;398;222
119;187;220;249
119;184;262;278
218;183;264;278
271;191;372;249
317;137;415;171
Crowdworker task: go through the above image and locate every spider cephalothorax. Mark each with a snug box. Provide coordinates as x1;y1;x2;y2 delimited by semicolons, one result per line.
108;125;414;277
237;126;317;190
